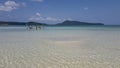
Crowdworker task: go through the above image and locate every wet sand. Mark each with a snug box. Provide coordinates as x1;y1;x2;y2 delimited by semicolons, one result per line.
0;27;120;68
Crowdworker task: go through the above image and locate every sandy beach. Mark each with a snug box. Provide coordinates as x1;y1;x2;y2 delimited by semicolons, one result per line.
0;26;120;68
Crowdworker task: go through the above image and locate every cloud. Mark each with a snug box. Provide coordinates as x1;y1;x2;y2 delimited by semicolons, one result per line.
0;1;25;12
46;17;62;21
29;12;64;22
31;0;43;2
84;7;89;10
21;2;26;7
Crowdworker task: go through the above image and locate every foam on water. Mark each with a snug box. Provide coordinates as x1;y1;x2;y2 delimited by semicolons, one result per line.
0;26;120;68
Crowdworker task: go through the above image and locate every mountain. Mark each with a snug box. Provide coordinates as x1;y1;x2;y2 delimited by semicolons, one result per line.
0;20;104;26
54;20;104;26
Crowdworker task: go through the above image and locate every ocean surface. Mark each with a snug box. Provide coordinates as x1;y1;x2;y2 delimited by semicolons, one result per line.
0;26;120;68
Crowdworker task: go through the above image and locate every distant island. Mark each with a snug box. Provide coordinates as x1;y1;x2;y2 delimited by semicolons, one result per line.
0;21;46;26
0;20;104;26
54;20;104;26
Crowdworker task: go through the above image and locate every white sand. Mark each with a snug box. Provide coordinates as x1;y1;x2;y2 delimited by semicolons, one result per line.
0;27;120;68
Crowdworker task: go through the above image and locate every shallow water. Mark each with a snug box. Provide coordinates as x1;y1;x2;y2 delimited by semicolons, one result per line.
0;26;120;68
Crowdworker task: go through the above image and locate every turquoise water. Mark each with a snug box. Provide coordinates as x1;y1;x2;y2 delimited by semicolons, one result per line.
1;25;120;32
0;26;120;68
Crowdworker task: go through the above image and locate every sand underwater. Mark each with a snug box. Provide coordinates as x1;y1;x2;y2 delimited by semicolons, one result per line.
0;26;120;68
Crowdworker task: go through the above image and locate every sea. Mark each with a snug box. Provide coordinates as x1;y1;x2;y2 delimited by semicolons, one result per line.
0;25;120;68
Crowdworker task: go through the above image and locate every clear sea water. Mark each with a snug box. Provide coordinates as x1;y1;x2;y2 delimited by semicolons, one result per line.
0;26;120;68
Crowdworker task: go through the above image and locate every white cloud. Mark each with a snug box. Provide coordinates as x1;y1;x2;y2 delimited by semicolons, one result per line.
84;7;88;10
21;2;26;7
5;1;19;7
0;1;25;12
29;12;64;22
31;0;43;2
36;12;41;16
46;17;62;21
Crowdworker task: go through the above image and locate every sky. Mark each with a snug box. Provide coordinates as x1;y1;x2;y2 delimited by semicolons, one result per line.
0;0;120;25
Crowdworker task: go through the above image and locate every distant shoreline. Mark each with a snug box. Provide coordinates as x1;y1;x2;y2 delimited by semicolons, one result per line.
0;20;104;26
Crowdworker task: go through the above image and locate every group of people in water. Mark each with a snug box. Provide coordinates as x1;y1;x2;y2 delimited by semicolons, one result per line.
26;22;43;30
26;25;42;30
27;25;42;30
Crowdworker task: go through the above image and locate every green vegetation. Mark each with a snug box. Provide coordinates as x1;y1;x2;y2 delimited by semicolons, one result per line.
0;20;104;26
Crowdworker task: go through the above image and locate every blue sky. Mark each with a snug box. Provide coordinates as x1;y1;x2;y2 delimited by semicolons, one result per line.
0;0;120;25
